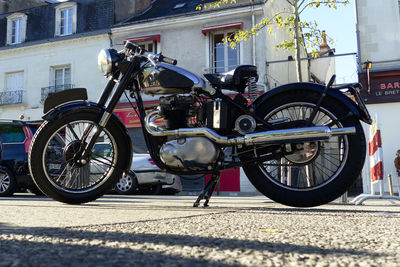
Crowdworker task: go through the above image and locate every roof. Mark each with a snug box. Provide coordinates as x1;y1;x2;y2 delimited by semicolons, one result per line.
118;0;265;26
0;0;114;48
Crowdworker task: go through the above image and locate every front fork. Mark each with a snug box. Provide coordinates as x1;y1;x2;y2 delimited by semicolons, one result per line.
79;59;140;161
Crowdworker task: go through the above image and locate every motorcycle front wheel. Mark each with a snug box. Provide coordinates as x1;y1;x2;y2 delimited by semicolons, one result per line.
29;111;129;204
242;90;366;207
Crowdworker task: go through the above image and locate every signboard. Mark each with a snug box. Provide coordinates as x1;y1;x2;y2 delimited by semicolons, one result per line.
359;70;400;104
114;109;141;128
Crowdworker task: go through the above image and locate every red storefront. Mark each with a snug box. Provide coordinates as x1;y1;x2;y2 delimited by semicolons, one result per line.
114;102;241;192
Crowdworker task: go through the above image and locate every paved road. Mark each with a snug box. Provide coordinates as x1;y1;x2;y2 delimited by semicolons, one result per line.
1;194;400;266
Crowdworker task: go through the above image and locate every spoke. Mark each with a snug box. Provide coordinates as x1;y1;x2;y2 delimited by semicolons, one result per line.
67;123;80;140
55;164;69;184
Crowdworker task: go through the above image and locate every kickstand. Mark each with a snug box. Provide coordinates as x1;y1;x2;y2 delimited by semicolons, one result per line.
193;172;220;208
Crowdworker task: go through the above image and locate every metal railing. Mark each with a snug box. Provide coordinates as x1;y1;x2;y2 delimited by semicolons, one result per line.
0;90;24;105
41;84;74;102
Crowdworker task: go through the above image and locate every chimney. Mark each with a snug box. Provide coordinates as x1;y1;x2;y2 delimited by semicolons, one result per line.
319;30;330;51
0;0;10;14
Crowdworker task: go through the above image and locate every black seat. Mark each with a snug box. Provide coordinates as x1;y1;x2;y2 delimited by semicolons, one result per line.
204;65;258;93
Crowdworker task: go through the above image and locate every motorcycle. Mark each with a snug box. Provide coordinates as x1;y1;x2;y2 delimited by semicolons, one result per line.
28;41;371;207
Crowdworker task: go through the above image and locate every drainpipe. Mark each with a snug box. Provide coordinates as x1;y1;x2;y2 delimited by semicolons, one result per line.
354;0;362;72
251;0;256;66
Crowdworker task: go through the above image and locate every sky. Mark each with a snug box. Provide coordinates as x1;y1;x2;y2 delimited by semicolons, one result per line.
302;1;358;84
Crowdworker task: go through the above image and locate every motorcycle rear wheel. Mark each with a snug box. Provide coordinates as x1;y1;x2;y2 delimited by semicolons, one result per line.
29;111;129;204
242;90;366;207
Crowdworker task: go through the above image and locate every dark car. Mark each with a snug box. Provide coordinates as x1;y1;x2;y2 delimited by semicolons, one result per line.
0;120;42;197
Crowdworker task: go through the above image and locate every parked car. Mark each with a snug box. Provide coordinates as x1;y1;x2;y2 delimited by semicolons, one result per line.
92;143;182;195
115;153;182;195
0;120;42;197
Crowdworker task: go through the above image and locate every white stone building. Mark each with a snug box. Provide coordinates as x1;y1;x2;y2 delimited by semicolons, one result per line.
356;0;400;193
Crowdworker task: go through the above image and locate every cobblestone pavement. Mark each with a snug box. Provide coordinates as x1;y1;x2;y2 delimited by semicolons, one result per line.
1;194;400;266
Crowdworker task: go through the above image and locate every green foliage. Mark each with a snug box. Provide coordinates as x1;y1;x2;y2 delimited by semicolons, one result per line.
197;0;348;56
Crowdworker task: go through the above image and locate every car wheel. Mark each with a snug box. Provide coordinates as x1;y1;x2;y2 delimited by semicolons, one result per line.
0;166;16;197
114;172;138;195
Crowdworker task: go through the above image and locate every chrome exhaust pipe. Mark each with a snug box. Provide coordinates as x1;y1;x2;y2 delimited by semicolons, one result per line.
145;110;355;146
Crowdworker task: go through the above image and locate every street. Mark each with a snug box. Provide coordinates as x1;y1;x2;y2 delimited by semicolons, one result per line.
1;194;399;266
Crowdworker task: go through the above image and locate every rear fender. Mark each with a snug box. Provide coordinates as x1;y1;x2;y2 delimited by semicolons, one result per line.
253;82;370;123
42;101;133;174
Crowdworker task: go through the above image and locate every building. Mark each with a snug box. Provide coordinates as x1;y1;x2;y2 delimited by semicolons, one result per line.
356;0;400;193
0;0;120;121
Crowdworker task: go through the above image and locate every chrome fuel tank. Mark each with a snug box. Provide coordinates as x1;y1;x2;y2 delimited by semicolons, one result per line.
141;62;206;95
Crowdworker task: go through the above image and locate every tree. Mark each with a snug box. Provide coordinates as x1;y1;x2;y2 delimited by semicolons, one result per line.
197;0;349;82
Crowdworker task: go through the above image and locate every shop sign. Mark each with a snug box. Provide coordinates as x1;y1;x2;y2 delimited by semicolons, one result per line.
114;109;141;127
359;71;400;104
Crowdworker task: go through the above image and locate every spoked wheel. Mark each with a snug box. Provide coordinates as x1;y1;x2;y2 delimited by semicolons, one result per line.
29;111;130;204
242;91;366;207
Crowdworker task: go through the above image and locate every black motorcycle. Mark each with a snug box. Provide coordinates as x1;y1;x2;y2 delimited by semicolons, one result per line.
28;41;371;207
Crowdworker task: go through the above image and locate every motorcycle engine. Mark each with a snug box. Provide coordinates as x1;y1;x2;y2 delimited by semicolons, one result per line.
157;95;220;170
159;137;219;170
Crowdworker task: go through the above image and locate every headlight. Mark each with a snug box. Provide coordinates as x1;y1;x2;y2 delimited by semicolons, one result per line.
97;49;120;76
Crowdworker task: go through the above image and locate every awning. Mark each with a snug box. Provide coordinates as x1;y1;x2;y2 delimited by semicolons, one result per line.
201;22;243;36
125;34;161;43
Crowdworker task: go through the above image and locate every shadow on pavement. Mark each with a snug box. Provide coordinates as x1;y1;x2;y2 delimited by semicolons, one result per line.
0;222;387;266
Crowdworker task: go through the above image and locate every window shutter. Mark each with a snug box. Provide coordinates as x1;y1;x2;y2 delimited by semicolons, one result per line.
6;19;12;44
55;9;61;36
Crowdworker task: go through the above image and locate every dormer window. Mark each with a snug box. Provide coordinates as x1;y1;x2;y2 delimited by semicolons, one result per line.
55;2;77;36
6;13;27;45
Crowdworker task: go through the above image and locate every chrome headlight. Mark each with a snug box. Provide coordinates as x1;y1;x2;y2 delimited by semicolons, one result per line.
97;49;120;76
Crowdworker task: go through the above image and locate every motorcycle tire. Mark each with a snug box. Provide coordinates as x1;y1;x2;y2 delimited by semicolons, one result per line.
29;110;129;204
242;90;366;207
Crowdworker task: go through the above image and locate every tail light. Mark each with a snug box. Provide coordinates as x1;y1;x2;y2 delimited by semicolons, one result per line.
23;125;33;153
148;158;156;165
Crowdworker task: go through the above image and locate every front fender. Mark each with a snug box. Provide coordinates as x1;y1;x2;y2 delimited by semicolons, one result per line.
253;82;371;124
42;101;133;175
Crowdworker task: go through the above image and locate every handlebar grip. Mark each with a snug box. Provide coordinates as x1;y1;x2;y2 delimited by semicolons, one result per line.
159;54;177;65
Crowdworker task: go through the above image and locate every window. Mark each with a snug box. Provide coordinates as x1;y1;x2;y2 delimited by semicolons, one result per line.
6;13;27;45
0;125;26;143
125;35;160;54
55;2;77;36
3;71;24;105
137;40;157;54
53;66;71;91
211;31;239;73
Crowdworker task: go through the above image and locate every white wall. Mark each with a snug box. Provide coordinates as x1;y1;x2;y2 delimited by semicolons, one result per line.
357;0;400;71
0;34;110;121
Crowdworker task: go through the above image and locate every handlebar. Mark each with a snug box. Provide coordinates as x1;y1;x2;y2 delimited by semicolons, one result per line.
124;41;177;65
158;54;177;65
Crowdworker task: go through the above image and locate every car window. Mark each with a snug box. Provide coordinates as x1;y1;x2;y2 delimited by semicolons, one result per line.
93;143;112;158
0;125;26;143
